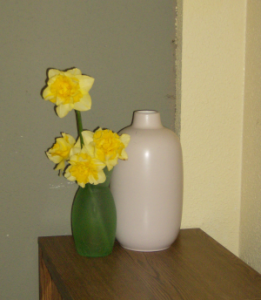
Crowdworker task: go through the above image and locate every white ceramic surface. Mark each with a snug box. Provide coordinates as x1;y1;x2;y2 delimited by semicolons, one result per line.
110;110;183;251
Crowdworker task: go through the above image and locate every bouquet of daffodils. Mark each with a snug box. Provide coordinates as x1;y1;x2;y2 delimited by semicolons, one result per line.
42;68;130;188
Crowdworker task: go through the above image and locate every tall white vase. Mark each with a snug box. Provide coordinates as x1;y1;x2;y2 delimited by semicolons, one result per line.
110;110;183;251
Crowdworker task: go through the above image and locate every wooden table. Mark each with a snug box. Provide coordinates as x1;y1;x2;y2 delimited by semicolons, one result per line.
39;228;261;299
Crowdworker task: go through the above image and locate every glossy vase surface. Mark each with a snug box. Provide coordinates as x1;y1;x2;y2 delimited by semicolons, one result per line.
71;169;116;257
110;110;183;251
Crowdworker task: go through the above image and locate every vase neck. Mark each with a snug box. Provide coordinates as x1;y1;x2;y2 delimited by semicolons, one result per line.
132;110;163;129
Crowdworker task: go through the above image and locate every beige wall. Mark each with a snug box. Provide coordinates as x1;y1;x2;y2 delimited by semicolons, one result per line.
0;2;176;299
179;0;246;255
240;0;261;273
179;0;261;273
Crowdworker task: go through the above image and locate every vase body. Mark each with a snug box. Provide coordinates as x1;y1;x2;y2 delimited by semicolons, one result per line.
71;171;116;257
110;110;183;251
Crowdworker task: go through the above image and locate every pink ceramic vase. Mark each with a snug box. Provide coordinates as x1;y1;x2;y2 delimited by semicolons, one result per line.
110;110;183;251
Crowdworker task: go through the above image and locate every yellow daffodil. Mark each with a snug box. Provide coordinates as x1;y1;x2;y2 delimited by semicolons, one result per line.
86;128;130;171
42;68;94;118
46;133;75;173
42;67;131;188
65;148;106;188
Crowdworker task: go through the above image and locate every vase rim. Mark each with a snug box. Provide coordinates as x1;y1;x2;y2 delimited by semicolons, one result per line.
135;110;158;115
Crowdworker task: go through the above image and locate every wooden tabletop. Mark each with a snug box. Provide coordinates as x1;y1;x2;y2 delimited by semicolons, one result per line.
39;228;261;300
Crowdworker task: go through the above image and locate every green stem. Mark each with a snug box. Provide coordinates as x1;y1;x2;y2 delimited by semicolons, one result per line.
75;110;84;148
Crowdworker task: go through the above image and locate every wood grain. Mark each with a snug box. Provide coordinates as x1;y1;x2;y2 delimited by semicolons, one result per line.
38;229;261;300
39;248;62;300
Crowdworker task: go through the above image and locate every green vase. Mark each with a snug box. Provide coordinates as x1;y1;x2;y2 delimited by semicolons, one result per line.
71;169;116;257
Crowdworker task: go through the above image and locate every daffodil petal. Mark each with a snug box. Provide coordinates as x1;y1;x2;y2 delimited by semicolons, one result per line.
55;96;66;106
42;87;53;100
73;138;82;149
61;133;75;145
89;170;106;185
48;69;61;78
67;68;82;76
81;131;94;144
70;146;81;156
46;153;62;164
106;157;118;170
64;169;76;181
73;94;92;111
95;148;106;162
54;161;65;171
79;76;95;92
120;134;131;147
56;104;72;118
84;144;95;157
78;182;85;188
92;158;106;170
119;148;128;160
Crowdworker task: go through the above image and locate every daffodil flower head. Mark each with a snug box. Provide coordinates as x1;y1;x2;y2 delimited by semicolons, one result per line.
46;133;75;173
92;128;130;171
64;148;106;188
42;68;94;118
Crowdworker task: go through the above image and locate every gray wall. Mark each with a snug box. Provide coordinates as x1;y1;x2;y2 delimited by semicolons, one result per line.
0;1;176;299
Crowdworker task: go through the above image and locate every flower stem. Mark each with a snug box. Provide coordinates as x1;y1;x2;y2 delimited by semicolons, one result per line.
75;110;84;148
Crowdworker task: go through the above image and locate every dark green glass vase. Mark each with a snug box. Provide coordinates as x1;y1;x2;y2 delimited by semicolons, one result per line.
71;169;116;257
